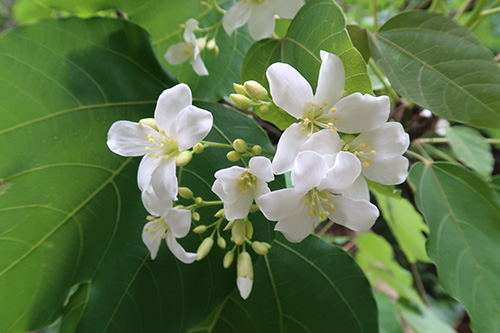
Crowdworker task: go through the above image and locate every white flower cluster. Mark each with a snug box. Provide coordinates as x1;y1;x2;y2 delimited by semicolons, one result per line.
106;50;409;301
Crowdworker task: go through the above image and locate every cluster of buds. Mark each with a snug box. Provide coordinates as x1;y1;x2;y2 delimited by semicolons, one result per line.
230;81;279;115
226;138;263;162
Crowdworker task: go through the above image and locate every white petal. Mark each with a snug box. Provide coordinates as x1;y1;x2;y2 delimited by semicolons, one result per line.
247;2;276;40
170;105;213;151
211;179;226;200
164;42;191;65
190;56;209;76
275;203;317;243
352;122;410;157
154;84;193;133
329;196;379;232
223;1;252;36
333;93;390;133
292;151;329;195
184;19;199;40
272;0;304;18
249;156;274;182
266;63;313;119
142;221;164;260
300;129;344;156
252;179;271;199
342;175;370;201
257;188;302;221
223;191;254;221
362;155;409;185
237;276;253;300
151;158;178;201
141;185;173;216
214;166;246;196
272;123;309;174
107;121;158;157
314;51;345;108
319;151;361;191
137;155;162;192
162;208;192;238
166;232;198;264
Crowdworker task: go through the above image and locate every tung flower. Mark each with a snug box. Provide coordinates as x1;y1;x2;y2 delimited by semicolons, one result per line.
223;0;304;40
267;50;390;174
107;84;213;200
164;19;209;76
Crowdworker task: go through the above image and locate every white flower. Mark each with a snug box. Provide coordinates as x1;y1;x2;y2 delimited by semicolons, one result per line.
223;0;304;40
107;84;213;200
164;18;208;76
435;118;450;136
257;151;379;242
141;186;198;264
267;50;390;174
212;156;274;220
237;251;253;299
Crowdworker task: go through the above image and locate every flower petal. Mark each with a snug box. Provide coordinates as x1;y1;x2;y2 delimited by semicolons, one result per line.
266;63;313;119
247;2;275;40
214;166;245;196
107;121;158;157
137;154;162;192
257;188;302;221
154;84;193;132
162;208;192;238
184;19;199;41
351;122;410;158
249;156;274;182
141;185;173;216
362;155;409;185
300;129;344;156
169;105;213;151
272;0;304;18
151;158;178;201
253;178;271;200
237;276;253;300
319;151;361;191
190;56;209;76
223;1;251;36
166;232;198;264
142;220;164;260
164;42;191;65
314;51;345;108
329;196;379;232
223;191;254;221
333;93;390;133
342;175;370;201
272;123;309;174
292;151;329;195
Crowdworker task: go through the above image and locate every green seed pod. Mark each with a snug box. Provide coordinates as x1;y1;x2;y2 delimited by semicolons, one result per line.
178;187;194;199
196;237;214;261
233;139;248;153
223;250;235;268
244;80;268;100
193;225;207;234
226;150;241;162
251;145;262;155
230;93;253;109
232;219;246;245
217;237;227;249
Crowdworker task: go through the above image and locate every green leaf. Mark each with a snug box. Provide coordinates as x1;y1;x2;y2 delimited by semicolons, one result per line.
373;193;431;263
241;0;372;129
370;11;500;128
373;293;404;333
409;162;500;332
446;126;494;179
60;282;90;333
347;24;371;63
194;235;378;332
396;299;455;333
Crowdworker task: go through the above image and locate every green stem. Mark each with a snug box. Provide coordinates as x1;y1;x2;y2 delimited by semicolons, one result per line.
480;6;500;17
198;200;224;208
405;150;432;166
368;60;399;101
201;141;233;149
454;0;474;20
412;141;435;163
416;138;500;145
464;0;490;28
372;0;379;31
210;0;226;14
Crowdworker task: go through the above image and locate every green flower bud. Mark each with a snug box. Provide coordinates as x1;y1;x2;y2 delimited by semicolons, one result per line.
176;151;192;167
223;250;235;268
249;204;259;213
200;1;210;9
193;143;204;154
213;44;219;57
196;37;207;52
215;208;225;218
232;219;246;245
244;80;268;100
251;145;262;156
230;94;253;109
226;150;241;162
178;187;194;199
196;237;214;261
251;241;269;255
233;138;248;153
138;118;158;131
206;38;216;50
233;83;247;96
193;225;207;234
192;212;200;222
259;105;269;114
217;237;227;249
262;242;272;249
194;197;203;205
245;220;254;240
223;219;234;231
237;251;253;279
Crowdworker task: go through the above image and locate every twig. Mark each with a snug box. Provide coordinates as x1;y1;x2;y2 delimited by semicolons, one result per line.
409;263;429;306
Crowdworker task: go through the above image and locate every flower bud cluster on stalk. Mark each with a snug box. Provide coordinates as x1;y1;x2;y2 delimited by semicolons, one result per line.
106;49;409;300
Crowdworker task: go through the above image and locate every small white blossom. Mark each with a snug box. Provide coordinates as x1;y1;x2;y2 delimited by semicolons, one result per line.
267;50;390;174
107;84;213;200
212;156;274;220
223;0;304;40
165;19;209;76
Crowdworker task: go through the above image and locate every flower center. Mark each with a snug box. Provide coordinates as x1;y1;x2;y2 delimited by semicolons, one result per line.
183;41;195;60
301;102;337;137
343;142;377;167
304;188;335;219
144;216;170;240
145;131;180;160
236;171;257;194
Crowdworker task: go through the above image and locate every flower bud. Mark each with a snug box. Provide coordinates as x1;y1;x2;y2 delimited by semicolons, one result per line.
262;242;272;249
206;38;216;50
232;139;248;153
259;105;269;114
200;1;210;9
223;250;235;268
232;219;246;245
249;204;259;213
195;197;203;205
245;220;254;240
223;219;234;231
213;45;219;57
138;118;158;131
215;208;225;218
226;150;241;162
251;145;262;155
244;80;268;100
233;83;248;96
176;151;192;166
217;237;227;249
193;225;207;234
196;237;214;261
196;37;207;51
178;187;194;199
230;94;253;109
237;251;253;279
251;241;268;255
192;212;200;222
193;143;204;154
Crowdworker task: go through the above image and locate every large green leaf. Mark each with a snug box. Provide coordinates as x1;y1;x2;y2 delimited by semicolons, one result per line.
192;235;378;332
19;0;253;101
0;17;274;332
241;0;373;129
409;162;500;332
369;10;500;128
